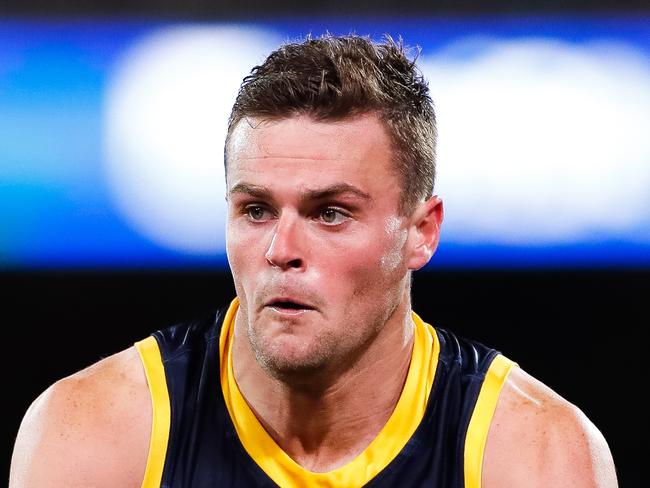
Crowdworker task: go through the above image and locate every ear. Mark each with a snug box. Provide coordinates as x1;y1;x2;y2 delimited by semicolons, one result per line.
406;196;444;271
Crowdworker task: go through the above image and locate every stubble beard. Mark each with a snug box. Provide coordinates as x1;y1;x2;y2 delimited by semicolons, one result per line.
246;298;399;390
246;317;341;385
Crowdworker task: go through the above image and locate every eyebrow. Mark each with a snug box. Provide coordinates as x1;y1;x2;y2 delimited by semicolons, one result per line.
229;182;372;204
229;183;272;200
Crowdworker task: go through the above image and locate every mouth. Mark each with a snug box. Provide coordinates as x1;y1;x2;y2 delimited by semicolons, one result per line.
265;297;316;316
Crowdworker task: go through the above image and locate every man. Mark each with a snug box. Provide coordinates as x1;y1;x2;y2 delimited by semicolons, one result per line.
10;35;617;487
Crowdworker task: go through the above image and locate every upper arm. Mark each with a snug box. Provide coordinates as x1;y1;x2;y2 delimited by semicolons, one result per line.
482;367;618;488
9;347;152;488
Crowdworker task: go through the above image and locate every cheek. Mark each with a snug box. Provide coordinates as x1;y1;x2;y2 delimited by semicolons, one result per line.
379;229;408;273
327;233;405;295
227;219;266;256
226;224;263;284
342;224;406;270
226;227;241;273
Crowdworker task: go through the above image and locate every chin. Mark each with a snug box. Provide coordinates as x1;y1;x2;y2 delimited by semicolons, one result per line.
250;332;333;383
260;355;326;382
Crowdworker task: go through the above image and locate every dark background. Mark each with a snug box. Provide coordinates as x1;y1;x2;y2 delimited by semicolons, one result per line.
3;270;647;486
1;0;649;16
3;0;648;486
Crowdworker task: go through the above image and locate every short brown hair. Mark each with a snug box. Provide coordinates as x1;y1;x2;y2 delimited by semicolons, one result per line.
225;34;436;214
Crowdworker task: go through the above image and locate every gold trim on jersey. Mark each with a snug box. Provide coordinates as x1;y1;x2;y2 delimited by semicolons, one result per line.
135;336;171;488
464;353;518;488
220;297;440;488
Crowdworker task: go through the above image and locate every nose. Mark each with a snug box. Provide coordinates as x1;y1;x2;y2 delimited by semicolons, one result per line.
265;212;305;270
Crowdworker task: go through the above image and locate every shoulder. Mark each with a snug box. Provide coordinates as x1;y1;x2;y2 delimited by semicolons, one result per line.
482;366;618;488
10;345;152;488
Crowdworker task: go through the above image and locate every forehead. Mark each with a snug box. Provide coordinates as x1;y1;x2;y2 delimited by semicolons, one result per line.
226;114;399;194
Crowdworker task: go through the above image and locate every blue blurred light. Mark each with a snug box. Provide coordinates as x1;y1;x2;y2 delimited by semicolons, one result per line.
1;17;648;269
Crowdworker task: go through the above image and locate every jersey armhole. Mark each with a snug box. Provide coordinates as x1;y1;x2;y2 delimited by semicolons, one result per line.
464;354;518;488
135;336;171;488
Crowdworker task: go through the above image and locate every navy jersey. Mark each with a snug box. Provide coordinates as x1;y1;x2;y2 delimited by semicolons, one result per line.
135;298;516;488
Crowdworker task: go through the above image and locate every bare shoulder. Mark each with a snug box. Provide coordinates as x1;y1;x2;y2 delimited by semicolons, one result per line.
482;366;618;488
10;345;152;488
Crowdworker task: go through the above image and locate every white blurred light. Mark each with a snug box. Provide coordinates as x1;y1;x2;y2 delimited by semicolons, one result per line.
103;25;280;254
421;38;650;245
104;30;650;254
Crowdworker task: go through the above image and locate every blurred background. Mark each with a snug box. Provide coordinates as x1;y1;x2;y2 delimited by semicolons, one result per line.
2;0;648;485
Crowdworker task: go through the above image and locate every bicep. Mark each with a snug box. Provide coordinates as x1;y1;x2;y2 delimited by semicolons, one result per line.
482;368;618;488
10;381;117;488
528;404;618;488
10;371;149;488
557;406;618;488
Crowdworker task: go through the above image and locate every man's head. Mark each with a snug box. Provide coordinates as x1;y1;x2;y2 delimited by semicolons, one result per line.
225;34;437;215
225;35;443;385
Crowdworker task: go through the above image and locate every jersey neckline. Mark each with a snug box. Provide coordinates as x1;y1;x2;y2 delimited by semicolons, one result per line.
218;297;440;488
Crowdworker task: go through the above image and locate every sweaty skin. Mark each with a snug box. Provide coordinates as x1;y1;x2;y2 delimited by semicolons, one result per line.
226;114;438;470
9;113;617;488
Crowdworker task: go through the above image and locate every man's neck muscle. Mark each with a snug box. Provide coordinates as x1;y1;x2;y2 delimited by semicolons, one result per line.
232;301;414;472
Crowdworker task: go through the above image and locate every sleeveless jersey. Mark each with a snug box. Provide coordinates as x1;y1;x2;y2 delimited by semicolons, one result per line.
135;298;516;488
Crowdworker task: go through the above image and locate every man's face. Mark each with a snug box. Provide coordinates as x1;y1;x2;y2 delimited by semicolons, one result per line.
226;114;415;379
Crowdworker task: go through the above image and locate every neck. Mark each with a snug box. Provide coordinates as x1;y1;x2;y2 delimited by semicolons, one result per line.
232;296;415;472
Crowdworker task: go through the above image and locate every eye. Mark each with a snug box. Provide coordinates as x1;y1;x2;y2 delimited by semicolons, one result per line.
245;205;272;222
318;207;350;225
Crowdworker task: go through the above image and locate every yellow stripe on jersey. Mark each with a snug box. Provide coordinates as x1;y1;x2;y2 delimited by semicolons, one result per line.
135;336;171;488
464;353;518;488
220;298;440;488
